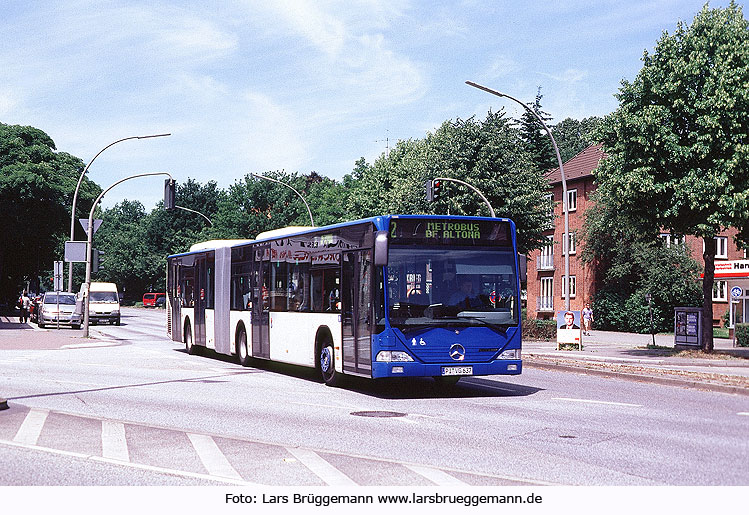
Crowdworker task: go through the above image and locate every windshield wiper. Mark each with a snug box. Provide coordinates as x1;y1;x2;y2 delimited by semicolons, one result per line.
456;313;515;331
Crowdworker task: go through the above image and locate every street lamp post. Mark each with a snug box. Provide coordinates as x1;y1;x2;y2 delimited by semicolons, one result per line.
466;81;571;311
175;205;212;226
82;172;174;337
250;173;315;227
432;177;496;217
68;133;170;292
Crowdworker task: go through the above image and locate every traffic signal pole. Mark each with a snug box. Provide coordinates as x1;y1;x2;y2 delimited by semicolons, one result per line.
425;177;496;218
82;172;175;337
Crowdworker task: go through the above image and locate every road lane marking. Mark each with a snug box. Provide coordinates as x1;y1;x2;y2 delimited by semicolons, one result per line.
0;439;257;485
286;447;357;486
101;421;129;462
187;433;243;481
738;412;749;416
553;397;642;408
405;464;468;486
13;409;49;445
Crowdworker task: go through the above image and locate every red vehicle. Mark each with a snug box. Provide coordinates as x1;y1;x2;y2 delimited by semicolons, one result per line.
142;292;165;308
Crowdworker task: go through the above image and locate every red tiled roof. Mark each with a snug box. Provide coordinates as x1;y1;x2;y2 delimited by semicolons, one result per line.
546;143;605;184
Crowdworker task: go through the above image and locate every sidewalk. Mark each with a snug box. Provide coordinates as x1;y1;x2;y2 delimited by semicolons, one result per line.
523;330;749;395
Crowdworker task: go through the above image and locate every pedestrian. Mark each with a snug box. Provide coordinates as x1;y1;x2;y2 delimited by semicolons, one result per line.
18;291;31;324
582;303;594;336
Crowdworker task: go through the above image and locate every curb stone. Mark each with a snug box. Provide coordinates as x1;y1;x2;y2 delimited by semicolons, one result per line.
525;355;749;396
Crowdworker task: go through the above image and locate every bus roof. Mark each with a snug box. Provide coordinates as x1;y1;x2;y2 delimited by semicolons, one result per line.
167;214;514;258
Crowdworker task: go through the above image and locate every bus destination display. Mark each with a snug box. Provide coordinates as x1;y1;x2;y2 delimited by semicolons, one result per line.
390;218;511;246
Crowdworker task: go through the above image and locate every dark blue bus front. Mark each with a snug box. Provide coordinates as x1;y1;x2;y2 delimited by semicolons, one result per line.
371;216;522;380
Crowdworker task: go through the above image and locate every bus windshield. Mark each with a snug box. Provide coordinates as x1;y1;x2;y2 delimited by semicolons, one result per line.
386;245;519;332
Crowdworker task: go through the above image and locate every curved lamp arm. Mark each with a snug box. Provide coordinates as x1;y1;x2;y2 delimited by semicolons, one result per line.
251;173;315;227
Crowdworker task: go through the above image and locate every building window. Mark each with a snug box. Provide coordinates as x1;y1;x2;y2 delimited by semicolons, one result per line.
561;275;576;298
713;280;727;302
704;236;728;259
567;189;577;212
660;233;685;248
564;232;576;255
544;193;554;229
539;277;554;311
716;237;727;259
537;235;554;270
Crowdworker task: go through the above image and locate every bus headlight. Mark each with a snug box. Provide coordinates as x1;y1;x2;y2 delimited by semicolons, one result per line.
498;349;520;360
376;351;414;362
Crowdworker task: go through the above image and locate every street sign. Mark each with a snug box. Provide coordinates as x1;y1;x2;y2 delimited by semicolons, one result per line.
79;219;103;234
731;286;743;298
53;261;63;291
64;241;88;262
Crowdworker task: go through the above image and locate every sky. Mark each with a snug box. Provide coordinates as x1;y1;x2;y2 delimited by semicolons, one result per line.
1;0;745;210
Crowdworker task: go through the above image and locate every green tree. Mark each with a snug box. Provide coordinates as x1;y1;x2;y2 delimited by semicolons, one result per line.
424;113;551;254
518;87;556;172
94;200;151;301
0;123;98;302
594;2;749;350
216;171;323;239
345;111;552;254
584;193;703;332
552;116;603;162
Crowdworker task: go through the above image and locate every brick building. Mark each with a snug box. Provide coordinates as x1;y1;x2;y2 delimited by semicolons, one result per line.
525;144;746;328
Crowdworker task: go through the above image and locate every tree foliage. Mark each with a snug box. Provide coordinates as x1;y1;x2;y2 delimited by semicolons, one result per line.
346;111;552;254
518;88;556;172
552;116;603;162
0;123;99;302
593;2;749;349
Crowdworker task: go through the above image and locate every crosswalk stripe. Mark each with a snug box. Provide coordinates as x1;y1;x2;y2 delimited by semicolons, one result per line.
286;447;357;486
13;409;49;445
187;433;243;481
101;421;129;462
405;464;469;485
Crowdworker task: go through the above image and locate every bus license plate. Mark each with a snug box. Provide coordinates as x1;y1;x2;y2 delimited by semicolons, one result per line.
442;366;472;376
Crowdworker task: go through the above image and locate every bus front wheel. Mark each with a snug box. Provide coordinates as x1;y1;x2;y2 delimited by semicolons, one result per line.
319;340;339;387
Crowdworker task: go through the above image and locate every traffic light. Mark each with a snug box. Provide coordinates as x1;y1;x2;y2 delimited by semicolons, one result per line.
164;179;176;210
92;248;103;273
425;179;443;202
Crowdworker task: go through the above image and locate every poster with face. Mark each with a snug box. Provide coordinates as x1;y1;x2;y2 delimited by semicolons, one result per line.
557;310;582;346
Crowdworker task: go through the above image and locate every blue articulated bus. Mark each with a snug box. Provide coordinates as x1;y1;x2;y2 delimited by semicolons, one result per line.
166;215;525;386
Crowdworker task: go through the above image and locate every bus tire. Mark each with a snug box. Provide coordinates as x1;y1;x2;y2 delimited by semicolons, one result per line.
318;336;339;387
236;325;252;367
184;321;200;355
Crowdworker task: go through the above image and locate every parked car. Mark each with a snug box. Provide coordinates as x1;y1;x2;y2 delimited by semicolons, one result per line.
142;292;165;308
38;292;81;329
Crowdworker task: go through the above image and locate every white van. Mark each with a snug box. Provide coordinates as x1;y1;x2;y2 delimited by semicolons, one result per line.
83;282;121;325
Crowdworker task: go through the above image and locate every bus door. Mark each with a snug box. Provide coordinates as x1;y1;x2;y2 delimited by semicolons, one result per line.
342;249;373;376
194;256;207;347
251;245;271;359
167;260;181;342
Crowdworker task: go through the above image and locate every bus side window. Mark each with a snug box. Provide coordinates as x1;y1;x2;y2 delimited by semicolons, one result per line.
310;267;340;313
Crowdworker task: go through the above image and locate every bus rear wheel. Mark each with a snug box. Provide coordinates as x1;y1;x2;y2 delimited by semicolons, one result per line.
236;326;251;367
184;323;200;355
319;340;339;387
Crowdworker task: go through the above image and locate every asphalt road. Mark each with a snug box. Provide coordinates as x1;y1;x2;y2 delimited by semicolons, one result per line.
0;307;747;487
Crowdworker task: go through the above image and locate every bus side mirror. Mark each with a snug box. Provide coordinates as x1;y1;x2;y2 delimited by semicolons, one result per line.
518;254;527;283
374;231;388;267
